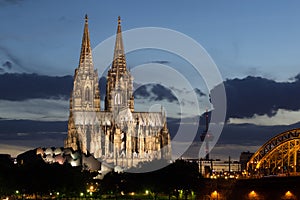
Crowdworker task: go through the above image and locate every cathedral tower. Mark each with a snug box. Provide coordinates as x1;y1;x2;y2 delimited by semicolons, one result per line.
72;15;100;112
65;15;101;155
105;16;134;113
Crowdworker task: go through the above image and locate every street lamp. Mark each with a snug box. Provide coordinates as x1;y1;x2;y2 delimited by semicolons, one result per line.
15;190;20;199
248;190;258;199
211;190;219;199
284;191;295;199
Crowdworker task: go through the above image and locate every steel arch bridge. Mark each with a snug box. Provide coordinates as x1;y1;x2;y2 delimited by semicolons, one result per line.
247;128;300;177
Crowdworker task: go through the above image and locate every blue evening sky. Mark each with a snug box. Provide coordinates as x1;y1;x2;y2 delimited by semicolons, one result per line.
1;0;300;80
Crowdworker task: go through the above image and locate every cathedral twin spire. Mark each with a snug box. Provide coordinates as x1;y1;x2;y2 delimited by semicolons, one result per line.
104;16;134;112
65;15;171;164
113;16;126;68
79;15;126;74
77;15;133;112
111;16;127;81
79;14;92;67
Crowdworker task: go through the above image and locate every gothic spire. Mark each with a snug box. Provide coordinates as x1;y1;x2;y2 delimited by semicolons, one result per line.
79;14;92;65
112;16;127;74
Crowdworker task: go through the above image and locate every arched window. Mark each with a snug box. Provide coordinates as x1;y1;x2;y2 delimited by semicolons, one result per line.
85;87;90;102
114;93;121;105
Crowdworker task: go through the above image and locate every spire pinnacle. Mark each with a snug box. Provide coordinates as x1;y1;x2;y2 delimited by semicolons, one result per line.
85;14;88;22
79;14;92;65
112;16;126;74
118;16;121;25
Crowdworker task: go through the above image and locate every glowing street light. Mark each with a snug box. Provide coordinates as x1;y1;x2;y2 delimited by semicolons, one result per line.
211;190;219;199
284;191;295;199
90;185;94;191
248;190;259;199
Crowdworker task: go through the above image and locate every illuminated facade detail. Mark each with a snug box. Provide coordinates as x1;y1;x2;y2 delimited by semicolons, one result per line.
64;15;171;168
247;128;300;176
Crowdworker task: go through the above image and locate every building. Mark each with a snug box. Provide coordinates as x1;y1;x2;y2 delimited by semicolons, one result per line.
36;147;101;171
239;151;253;171
64;15;171;169
183;158;241;178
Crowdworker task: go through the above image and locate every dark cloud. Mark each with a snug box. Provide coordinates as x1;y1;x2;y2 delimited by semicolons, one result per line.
151;84;177;101
147;60;170;65
172;116;300;159
194;88;206;97
0;73;73;101
0;46;32;73
134;84;178;102
217;122;300;146
0;119;66;133
0;120;68;150
2;61;12;69
1;72;300;157
134;84;207;104
2;72;300;121
214;75;300;120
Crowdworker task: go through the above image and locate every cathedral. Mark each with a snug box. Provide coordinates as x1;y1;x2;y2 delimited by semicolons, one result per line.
64;15;171;169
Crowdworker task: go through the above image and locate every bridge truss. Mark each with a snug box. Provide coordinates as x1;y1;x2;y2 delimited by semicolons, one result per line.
247;128;300;177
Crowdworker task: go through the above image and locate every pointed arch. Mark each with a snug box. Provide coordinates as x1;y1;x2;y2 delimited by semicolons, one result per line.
85;87;90;102
115;93;121;105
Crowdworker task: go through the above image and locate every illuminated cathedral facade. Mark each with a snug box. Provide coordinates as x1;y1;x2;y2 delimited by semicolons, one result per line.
64;15;171;169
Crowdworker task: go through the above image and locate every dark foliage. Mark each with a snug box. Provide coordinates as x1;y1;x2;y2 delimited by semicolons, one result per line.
0;153;95;198
100;159;204;199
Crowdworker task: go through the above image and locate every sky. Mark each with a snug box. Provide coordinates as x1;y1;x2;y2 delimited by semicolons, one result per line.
1;0;300;80
1;0;300;160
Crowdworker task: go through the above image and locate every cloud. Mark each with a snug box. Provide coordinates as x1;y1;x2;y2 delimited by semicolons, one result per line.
0;73;73;101
180;121;300;160
0;120;66;157
147;60;170;65
134;84;210;118
217;122;300;150
0;99;69;121
0;46;30;73
219;75;300;120
0;119;66;136
2;60;12;69
228;109;300;126
0;120;67;156
134;84;177;102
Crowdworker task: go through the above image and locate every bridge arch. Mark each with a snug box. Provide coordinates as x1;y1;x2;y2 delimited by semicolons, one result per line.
247;128;300;176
